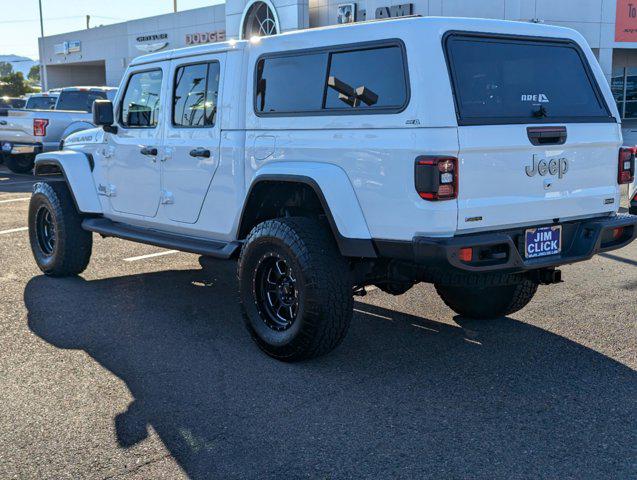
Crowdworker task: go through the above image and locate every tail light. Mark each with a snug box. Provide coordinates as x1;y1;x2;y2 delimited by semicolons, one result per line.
618;147;635;184
33;118;49;137
415;156;458;201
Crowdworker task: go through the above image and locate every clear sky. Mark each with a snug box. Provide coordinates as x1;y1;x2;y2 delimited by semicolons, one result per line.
0;0;223;59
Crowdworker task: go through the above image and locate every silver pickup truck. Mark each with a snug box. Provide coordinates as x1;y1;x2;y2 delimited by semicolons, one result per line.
0;86;116;173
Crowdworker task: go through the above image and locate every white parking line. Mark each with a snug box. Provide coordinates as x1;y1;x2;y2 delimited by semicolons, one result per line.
411;323;439;333
0;197;30;204
0;227;28;235
354;308;393;321
0;180;36;186
123;250;179;262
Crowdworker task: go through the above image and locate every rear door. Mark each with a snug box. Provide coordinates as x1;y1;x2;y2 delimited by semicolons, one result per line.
161;54;224;223
445;33;621;232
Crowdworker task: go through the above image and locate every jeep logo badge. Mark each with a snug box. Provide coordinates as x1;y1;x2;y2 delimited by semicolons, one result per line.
525;155;569;179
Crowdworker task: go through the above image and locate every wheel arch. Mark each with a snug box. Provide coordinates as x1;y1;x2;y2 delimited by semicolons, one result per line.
34;151;102;214
238;171;376;258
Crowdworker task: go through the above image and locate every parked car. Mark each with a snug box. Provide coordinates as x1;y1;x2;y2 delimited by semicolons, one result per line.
0;86;116;173
24;92;59;110
0;96;26;109
28;17;636;361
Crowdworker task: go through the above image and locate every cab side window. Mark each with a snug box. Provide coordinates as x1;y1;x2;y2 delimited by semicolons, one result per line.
173;62;220;127
120;69;163;128
324;46;408;110
254;41;409;115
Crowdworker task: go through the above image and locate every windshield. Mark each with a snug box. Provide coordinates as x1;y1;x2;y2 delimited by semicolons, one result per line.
56;90;107;112
26;96;57;110
445;34;612;125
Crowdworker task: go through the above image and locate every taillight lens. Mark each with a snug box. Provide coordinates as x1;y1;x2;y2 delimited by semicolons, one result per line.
33;118;49;137
618;147;635;184
415;156;458;201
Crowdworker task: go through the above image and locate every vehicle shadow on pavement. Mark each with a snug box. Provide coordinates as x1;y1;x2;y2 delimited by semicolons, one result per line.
24;265;636;480
0;169;37;194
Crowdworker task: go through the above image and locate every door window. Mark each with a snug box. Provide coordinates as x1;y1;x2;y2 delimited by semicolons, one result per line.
120;69;163;128
173;62;220;127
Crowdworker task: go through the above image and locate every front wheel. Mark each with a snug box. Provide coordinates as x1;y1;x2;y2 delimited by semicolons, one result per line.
435;277;538;319
238;217;352;361
28;181;93;276
6;154;35;174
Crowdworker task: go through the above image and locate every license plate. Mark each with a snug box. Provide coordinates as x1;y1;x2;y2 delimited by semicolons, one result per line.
524;225;562;259
11;145;35;154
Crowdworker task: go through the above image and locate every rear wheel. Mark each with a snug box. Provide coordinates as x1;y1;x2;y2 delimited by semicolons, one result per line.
6;154;34;174
238;217;352;361
28;181;93;276
435;277;538;319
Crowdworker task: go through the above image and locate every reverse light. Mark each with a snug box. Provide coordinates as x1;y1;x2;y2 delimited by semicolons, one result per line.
618;147;635;184
33;118;48;137
415;156;458;201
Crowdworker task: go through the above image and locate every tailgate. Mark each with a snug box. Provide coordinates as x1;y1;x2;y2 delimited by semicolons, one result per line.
445;33;621;232
457;123;620;231
0;112;35;144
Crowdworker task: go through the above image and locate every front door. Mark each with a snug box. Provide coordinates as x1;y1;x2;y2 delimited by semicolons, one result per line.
161;54;225;223
107;66;167;217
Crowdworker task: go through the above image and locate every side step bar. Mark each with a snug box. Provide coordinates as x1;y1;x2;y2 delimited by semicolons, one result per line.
82;217;240;259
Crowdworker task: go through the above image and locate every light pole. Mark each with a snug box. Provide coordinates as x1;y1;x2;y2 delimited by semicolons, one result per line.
174;0;177;13
38;0;47;90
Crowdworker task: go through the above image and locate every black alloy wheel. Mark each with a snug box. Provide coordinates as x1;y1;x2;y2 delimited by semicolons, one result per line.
254;254;300;331
35;205;57;256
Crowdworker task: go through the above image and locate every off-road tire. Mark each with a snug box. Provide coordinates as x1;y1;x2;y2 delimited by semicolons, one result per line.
238;217;352;361
6;154;35;174
28;181;93;276
435;277;538;319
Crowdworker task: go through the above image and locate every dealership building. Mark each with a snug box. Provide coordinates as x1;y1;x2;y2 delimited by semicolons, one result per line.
38;0;637;120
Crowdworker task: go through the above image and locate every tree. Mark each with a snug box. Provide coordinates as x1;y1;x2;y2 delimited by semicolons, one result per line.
27;65;40;83
0;62;13;77
0;72;35;97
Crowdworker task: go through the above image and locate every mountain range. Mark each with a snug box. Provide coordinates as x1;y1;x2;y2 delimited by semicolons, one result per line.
0;55;38;76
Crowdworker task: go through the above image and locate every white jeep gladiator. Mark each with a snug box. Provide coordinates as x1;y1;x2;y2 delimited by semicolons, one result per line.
28;17;637;361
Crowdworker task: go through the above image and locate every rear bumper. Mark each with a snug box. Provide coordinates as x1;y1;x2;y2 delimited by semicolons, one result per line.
0;141;43;155
375;214;637;273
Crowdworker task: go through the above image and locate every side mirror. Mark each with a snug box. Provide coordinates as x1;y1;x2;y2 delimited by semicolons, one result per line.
92;100;117;134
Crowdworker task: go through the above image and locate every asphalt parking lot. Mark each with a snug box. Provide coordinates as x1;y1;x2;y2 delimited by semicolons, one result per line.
0;165;635;479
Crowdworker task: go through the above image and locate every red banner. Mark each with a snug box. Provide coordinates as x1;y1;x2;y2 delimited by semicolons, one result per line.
616;0;637;41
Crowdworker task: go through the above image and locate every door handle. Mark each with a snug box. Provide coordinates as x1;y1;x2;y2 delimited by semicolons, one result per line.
140;146;158;156
189;147;211;158
0;121;7;125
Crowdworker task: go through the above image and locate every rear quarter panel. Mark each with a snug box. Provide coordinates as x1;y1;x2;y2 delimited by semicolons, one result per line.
241;21;461;241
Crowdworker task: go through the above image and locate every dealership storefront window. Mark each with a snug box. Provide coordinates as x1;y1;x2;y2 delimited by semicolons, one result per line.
612;67;637;119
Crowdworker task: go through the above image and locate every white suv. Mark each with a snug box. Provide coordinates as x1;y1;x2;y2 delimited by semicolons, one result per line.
28;17;636;360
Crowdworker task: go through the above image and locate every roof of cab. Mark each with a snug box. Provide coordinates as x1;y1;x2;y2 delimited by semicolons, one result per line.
129;15;586;67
